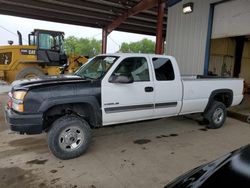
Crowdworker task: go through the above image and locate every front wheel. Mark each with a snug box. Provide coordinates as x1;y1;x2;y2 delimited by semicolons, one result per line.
47;115;91;160
204;101;227;129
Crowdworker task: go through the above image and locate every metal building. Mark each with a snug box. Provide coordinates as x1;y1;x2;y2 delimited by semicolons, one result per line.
166;0;250;83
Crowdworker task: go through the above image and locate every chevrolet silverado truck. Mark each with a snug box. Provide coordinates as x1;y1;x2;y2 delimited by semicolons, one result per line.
5;53;244;159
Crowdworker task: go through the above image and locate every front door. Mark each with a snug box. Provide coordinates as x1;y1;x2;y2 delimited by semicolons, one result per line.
102;56;154;125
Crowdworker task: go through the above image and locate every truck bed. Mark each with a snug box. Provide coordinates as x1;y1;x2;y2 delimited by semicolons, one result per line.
180;75;244;115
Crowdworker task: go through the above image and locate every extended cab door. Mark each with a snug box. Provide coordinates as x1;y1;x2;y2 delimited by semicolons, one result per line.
102;56;154;125
151;56;182;117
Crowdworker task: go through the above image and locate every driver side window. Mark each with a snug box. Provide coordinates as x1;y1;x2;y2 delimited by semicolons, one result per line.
113;57;150;82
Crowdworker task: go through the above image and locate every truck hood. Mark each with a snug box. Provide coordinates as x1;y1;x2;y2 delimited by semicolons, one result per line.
11;74;90;90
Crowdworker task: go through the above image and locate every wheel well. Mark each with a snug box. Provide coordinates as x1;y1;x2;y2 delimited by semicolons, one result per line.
43;103;97;130
206;89;233;112
213;92;232;107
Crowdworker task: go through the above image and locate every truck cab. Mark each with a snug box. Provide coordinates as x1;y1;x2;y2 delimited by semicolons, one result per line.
101;54;182;125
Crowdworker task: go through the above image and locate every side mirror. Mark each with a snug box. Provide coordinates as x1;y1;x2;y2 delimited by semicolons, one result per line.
109;74;134;84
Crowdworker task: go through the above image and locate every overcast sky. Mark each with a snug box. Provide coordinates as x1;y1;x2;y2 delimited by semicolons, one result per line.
0;14;155;53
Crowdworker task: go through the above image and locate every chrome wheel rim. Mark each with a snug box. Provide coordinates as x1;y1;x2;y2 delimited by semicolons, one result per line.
59;126;84;151
213;108;224;124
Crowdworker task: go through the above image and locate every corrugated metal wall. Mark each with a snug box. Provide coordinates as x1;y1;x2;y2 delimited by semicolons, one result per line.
166;0;220;75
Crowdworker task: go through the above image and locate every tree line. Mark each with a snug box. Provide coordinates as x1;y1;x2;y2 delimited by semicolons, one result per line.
64;36;155;57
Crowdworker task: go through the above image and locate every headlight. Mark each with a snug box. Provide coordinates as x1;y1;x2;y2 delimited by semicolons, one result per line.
13;91;27;100
12;90;27;112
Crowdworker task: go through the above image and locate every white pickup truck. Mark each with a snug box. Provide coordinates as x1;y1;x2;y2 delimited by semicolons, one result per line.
5;53;244;159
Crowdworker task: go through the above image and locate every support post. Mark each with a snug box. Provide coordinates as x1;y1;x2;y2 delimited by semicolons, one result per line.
155;0;165;54
161;36;165;54
102;28;108;54
204;4;214;76
233;36;245;77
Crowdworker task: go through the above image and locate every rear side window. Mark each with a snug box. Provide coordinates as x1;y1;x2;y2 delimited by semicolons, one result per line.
113;57;150;82
152;58;175;81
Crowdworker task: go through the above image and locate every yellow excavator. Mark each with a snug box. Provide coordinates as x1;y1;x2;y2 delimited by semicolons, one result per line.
0;29;88;83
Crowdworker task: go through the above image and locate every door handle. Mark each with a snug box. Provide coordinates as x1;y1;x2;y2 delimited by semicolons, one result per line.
145;87;154;92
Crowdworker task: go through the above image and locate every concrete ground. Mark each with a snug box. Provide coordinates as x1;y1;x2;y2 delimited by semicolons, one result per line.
229;94;250;116
229;94;250;123
0;82;11;94
1;93;250;188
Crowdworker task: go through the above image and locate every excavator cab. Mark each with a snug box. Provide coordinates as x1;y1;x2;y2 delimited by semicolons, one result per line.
28;29;67;66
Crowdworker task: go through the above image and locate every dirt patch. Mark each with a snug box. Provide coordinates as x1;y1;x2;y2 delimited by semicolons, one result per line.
50;169;57;173
0;137;48;159
161;134;168;137
38;182;47;187
198;120;209;125
0;167;39;188
184;115;209;125
50;177;61;184
169;134;178;137
156;134;178;139
9;137;46;148
199;128;208;132
133;139;151;145
156;134;169;138
26;159;48;165
0;166;62;187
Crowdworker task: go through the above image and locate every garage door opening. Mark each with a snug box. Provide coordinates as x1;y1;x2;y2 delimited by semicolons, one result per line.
208;36;250;82
208;36;250;121
207;0;250;121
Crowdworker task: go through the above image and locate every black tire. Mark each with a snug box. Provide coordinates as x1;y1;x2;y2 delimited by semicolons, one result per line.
16;67;44;80
47;115;91;160
204;101;227;129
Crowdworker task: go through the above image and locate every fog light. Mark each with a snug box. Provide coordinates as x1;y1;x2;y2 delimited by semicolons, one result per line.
183;2;193;14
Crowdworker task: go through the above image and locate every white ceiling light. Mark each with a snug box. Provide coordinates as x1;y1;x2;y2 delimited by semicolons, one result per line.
183;2;194;14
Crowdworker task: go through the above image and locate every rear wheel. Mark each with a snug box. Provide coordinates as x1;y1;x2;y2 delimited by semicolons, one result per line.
47;115;91;160
16;67;44;80
204;101;226;129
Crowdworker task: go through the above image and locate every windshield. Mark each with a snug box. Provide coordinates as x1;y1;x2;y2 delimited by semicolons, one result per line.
75;56;119;80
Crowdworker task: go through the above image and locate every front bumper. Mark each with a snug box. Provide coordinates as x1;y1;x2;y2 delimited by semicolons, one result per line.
5;107;43;134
